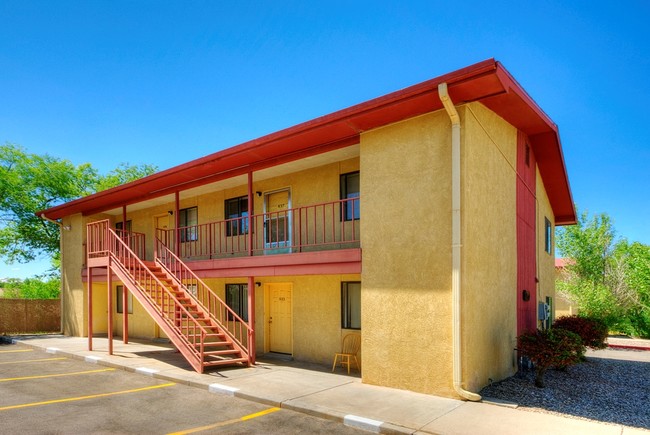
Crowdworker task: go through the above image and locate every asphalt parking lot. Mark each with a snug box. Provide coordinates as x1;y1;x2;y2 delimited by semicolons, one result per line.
0;342;366;434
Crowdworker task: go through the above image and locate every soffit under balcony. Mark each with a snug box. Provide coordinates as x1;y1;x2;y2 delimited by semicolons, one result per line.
100;144;359;215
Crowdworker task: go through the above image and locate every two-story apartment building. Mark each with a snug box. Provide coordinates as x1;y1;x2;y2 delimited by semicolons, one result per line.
39;59;575;400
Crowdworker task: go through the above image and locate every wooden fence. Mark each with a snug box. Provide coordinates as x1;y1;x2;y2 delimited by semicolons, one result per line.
0;299;60;334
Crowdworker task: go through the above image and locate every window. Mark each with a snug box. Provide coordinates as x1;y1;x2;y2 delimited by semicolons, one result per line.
225;283;248;321
115;220;132;232
179;207;198;242
186;283;197;297
116;285;133;314
341;282;361;329
340;171;360;221
544;217;552;254
225;196;249;236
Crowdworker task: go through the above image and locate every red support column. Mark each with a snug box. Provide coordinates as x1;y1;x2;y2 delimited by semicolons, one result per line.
247;172;254;256
107;261;113;355
88;267;93;351
175;191;180;257
123;285;129;344
247;276;256;365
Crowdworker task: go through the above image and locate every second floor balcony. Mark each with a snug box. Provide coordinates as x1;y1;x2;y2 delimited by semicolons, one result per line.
155;197;360;262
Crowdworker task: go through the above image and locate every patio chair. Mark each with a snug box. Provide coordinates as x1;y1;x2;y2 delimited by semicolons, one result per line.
331;332;361;374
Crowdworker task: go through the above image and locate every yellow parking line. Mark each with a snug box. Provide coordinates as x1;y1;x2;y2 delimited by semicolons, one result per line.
0;368;115;382
0;349;33;353
0;357;67;365
0;382;176;411
168;407;281;435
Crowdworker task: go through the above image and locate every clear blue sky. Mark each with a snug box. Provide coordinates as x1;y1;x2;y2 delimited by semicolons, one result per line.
1;1;648;279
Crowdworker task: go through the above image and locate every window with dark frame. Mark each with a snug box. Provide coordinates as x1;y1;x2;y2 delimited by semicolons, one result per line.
341;282;361;330
340;171;360;221
225;196;249;237
115;285;133;314
545;217;552;254
115;220;132;232
179;207;198;242
225;283;248;322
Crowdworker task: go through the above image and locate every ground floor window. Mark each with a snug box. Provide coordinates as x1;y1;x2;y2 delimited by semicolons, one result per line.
226;283;248;321
116;285;133;314
341;282;361;329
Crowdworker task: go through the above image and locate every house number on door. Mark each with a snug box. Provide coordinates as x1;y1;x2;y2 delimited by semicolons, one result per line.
279;297;286;301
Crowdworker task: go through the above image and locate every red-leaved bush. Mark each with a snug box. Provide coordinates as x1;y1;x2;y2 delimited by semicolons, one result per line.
517;328;584;387
553;315;608;350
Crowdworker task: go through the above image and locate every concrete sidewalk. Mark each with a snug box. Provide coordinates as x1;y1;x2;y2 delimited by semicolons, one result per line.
2;335;647;434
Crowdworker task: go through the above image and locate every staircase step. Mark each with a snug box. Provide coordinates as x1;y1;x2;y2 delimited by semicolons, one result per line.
203;357;249;367
204;349;241;356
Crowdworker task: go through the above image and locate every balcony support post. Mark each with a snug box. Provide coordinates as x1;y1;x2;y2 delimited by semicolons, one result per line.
247;171;254;257
107;259;113;355
174;191;180;257
87;266;93;351
123;284;129;344
247;275;256;365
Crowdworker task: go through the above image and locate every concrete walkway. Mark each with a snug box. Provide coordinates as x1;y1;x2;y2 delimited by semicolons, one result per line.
2;335;647;434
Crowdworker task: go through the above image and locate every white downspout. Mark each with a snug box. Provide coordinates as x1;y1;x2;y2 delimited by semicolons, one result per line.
438;83;482;401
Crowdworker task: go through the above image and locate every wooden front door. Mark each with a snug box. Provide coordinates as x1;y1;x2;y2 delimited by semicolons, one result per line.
267;283;293;354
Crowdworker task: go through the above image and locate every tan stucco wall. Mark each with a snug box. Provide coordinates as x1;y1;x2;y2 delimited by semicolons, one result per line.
536;168;556;322
360;110;456;396
460;102;518;392
61;213;86;336
201;274;359;364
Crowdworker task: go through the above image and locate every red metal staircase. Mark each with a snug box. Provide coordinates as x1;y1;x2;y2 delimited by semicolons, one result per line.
87;220;251;373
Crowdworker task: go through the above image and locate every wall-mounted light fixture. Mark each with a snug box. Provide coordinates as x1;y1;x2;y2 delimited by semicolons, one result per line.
168;210;173;215
255;282;262;287
256;191;262;197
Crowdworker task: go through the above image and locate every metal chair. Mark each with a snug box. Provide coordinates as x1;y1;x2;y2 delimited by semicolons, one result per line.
331;333;361;374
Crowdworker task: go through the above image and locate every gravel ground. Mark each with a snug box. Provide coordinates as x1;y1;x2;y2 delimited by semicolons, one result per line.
480;349;650;431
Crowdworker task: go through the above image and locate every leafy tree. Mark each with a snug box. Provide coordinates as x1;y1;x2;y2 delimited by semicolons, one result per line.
1;276;60;299
0;143;157;269
556;208;650;337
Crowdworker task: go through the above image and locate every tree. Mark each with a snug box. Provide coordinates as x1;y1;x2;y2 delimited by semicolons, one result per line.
0;143;157;268
1;276;60;299
556;208;650;337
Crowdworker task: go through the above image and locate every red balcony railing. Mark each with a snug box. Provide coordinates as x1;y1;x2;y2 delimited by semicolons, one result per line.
157;197;360;260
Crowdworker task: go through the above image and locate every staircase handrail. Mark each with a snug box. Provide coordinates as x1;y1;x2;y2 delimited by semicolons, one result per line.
99;222;210;359
155;237;251;355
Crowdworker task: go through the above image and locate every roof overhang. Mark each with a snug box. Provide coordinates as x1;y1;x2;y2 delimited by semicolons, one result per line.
39;58;576;224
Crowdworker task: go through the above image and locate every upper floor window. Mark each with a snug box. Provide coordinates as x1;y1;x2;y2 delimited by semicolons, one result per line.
544;217;552;254
225;283;248;321
179;207;198;242
340;171;360;221
225;196;249;236
115;220;132;232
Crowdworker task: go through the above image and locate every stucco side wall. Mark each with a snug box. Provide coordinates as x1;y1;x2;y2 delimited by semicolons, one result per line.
536;168;556;320
61;213;86;336
360;110;454;396
460;102;518;392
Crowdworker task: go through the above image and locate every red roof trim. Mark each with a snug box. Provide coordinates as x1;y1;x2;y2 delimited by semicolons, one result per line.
39;59;575;224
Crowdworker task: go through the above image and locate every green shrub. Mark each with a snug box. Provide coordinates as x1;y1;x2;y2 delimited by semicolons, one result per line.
517;328;584;388
553;315;608;350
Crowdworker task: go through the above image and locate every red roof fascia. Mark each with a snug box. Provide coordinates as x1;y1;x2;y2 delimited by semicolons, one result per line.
39;58;575;224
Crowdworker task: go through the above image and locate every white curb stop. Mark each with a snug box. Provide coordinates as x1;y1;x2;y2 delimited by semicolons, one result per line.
85;355;103;364
344;415;384;433
135;367;159;376
208;383;240;396
46;347;60;354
